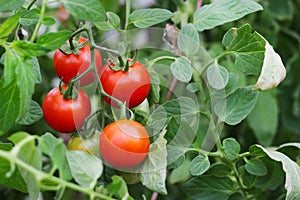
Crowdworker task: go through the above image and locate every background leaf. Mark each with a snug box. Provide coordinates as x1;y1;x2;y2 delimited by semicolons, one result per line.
0;12;21;39
215;86;259;125
206;63;229;90
190;155;210;176
193;0;263;31
222;24;266;75
0;143;27;192
0;79;20;134
107;176;133;200
11;41;50;57
140;130;168;195
170;56;192;83
245;158;268;176
18;100;43;125
38;133;72;181
178;24;200;56
247;90;278;146
61;0;106;22
37;31;72;51
128;8;173;28
9;132;41;200
252;145;300;199
0;0;25;12
223;138;241;161
182;176;238;200
66;150;103;188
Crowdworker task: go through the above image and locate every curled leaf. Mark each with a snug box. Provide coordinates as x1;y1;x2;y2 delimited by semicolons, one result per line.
254;41;286;90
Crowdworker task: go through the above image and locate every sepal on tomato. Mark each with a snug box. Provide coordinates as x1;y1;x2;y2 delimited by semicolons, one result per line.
59;80;78;100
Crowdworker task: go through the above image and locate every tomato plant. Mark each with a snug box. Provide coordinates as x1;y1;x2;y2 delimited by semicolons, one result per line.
54;37;102;86
100;60;150;108
42;85;91;133
100;119;150;168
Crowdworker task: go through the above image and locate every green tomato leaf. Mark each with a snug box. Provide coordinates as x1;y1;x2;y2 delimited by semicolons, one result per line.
9;132;42;200
94;12;120;31
0;12;21;39
38;133;72;181
245;158;268;176
170;56;192;83
222;24;266;75
225;73;239;95
0;79;20;134
149;68;160;103
107;176;133;200
61;0;106;22
193;0;262;31
167;119;197;167
66;150;103;188
42;16;56;26
186;82;200;93
0;143;27;192
247;90;278;146
178;24;200;56
140;129;168;195
11;41;50;57
208;163;231;178
128;8;173;28
169;159;191;184
268;0;293;20
37;30;72;51
252;145;300;199
215;86;259;125
182;176;238;200
223;138;241;161
255;158;285;191
0;0;25;12
254;41;286;90
5;49;39;121
190;154;210;176
107;12;120;29
206;63;229;90
20;9;40;26
18;100;43;125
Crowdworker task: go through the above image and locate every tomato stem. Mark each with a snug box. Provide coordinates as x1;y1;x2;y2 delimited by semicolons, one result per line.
30;0;46;42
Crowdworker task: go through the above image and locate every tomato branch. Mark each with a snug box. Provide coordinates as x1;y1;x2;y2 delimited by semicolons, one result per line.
30;0;46;42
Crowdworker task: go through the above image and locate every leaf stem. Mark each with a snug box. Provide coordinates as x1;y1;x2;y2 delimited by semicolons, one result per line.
0;149;116;200
124;0;131;30
26;0;38;10
30;0;46;42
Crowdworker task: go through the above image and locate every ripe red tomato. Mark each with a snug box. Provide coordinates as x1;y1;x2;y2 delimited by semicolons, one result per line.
42;85;91;133
99;60;150;108
54;38;102;86
100;120;150;168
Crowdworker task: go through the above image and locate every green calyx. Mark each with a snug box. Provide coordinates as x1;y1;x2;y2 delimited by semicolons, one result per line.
59;80;78;100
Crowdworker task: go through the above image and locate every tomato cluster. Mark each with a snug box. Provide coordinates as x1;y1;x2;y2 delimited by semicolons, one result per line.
42;37;151;169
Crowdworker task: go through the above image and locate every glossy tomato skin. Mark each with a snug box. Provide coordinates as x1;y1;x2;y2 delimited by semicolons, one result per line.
54;38;102;86
68;134;99;155
100;120;150;168
42;85;91;133
100;61;150;108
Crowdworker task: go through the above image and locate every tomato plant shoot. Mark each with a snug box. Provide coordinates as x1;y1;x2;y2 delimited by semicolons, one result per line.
42;85;91;133
100;120;150;168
